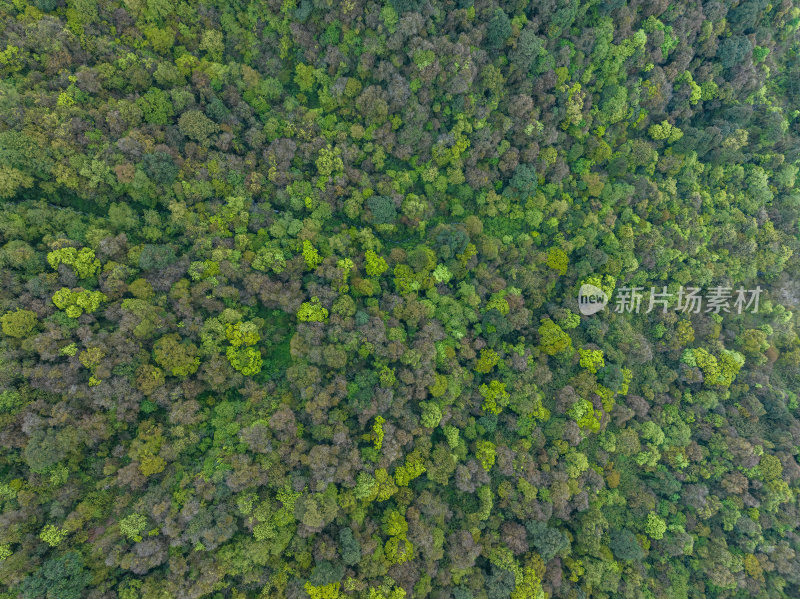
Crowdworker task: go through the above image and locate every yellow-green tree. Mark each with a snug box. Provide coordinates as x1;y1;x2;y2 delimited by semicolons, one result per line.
0;308;37;338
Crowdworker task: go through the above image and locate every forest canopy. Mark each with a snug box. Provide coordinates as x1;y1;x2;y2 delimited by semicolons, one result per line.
0;0;800;598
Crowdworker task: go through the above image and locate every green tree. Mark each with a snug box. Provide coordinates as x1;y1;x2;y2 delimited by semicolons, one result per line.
153;334;200;377
479;380;509;415
367;196;397;225
546;247;568;275
420;401;442;428
645;512;667;540
226;346;263;376
47;247;100;278
578;347;605;373
475;348;501;374
365;250;389;277
295;63;316;92
302;240;324;270
610;529;645;561
178;109;220;142
120;513;148;542
487;8;511;49
476;440;496;471
52;288;106;318
339;528;361;566
297;297;329;322
538;318;573;355
136;88;174;125
0;308;37;338
39;524;68;547
19;552;90;599
0;165;33;198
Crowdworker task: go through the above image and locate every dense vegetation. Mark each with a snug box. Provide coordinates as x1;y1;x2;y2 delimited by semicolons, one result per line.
1;0;800;597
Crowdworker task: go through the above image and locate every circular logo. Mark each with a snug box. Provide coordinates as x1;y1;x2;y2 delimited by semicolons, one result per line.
578;284;608;315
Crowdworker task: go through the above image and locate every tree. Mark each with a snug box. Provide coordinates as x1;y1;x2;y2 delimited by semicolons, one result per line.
538;319;573;355
690;348;745;387
19;552;90;599
309;561;344;587
136;88;174;125
547;247;568;275
597;363;624;392
302;240;323;270
316;145;343;177
645;513;666;540
610;529;645;561
178;110;220;142
480;380;509;415
226;346;262;376
486;566;515;599
526;521;569;561
367;196;397;225
648;120;683;143
504;164;538;200
141;152;178;185
487;8;511;50
475;440;496;471
0;308;37;338
420;401;442;428
297;297;329;322
40;524;68;547
718;36;752;69
339;528;361;566
511;556;546;599
578;348;605;374
475;348;501;374
120;513;148;542
0;165;33;198
295;63;316;92
304;581;343;599
47;247;100;278
52;288;107;318
365;250;388;277
153;334;200;377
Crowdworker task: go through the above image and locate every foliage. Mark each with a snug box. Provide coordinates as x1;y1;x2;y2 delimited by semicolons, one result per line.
0;1;798;597
51;288;107;317
538;319;573;355
0;309;37;338
547;247;569;275
479;380;509;415
365;250;388;277
297;297;329;322
46;247;100;278
476;440;497;471
578;348;605;374
39;524;68;547
645;513;667;540
119;513;148;542
153;334;200;377
19;552;90;599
